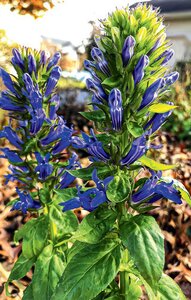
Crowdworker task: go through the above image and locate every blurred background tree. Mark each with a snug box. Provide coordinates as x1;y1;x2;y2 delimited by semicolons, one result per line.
0;0;64;18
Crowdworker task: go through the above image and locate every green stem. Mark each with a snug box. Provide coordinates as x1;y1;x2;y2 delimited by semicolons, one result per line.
120;250;130;299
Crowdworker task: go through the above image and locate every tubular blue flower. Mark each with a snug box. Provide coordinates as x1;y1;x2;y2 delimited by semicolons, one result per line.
60;170;113;211
108;88;123;131
57;153;80;189
0;92;26;112
157;49;174;66
40;50;47;66
92;95;102;110
5;165;32;184
122;35;136;67
28;54;36;74
133;55;149;85
11;48;25;71
11;188;41;214
0;68;18;95
86;78;108;102
49;94;60;120
34;152;53;181
121;134;147;166
47;52;61;70
0;126;24;149
0;148;28;172
44;66;62;97
82;129;110;162
91;47;110;76
132;171;182;204
138;78;163;110
144;109;173;134
164;71;179;86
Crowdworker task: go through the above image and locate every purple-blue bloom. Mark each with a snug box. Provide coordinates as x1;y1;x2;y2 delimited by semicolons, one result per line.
11;48;25;71
40;50;47;66
157;49;174;66
35;152;53;181
47;52;61;70
164;71;179;86
11;188;41;214
44;66;61;97
49;94;60;120
28;54;36;74
0;148;28;172
0;126;24;149
133;55;149;85
147;38;161;56
0;92;26;112
57;153;80;189
60;169;113;211
121;134;147;166
91;47;110;76
122;35;136;67
144;109;173;134
0;68;18;95
132;170;182;204
138;78;163;110
86;78;108;102
108;88;123;131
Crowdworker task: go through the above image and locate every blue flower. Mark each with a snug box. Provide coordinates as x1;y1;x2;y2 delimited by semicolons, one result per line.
11;48;25;71
147;38;161;56
28;54;36;74
49;94;60;120
84;60;101;83
34;152;53;181
60;169;113;211
91;47;110;76
0;91;26;112
40;50;47;66
121;134;147;166
138;78;163;110
11;188;41;214
44;66;61;97
108;88;123;131
133;55;149;85
0;126;24;149
57;153;80;189
157;49;174;66
0;68;18;96
164;71;179;86
86;78;108;102
72;129;110;162
132;170;182;204
144;109;173;134
0;148;27;172
122;35;136;67
47;52;61;70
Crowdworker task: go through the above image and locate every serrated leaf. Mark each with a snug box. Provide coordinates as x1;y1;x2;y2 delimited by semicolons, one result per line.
148;103;177;113
54;187;77;203
120;215;164;289
14;216;48;259
32;244;66;300
162;176;191;206
80;110;106;122
157;273;186;300
8;253;36;282
73;206;117;244
51;238;121;300
106;175;131;203
139;156;176;171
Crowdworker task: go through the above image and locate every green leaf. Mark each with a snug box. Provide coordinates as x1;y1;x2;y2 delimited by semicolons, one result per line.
106;175;131;203
23;284;34;300
8;253;36;282
139;156;176;171
157;273;186;300
120;215;164;288
162;177;191;206
51;238;121;300
49;204;78;242
54;187;77;203
148;103;177;113
80;110;106;122
73;206;117;244
15;216;48;259
102;76;121;88
32;244;66;300
125;275;142;300
127;121;144;138
67;163;112;180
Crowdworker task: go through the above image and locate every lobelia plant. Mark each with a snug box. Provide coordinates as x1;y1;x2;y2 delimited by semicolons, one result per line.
0;4;191;300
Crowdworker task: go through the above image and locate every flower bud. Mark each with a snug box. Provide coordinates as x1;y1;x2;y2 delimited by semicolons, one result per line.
122;35;136;67
133;55;149;85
